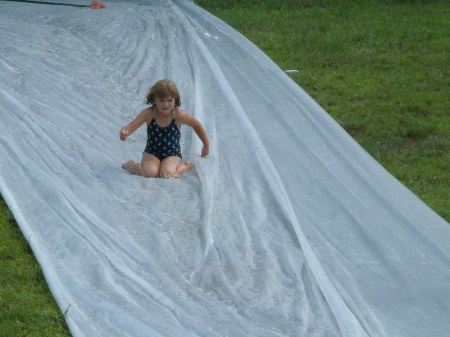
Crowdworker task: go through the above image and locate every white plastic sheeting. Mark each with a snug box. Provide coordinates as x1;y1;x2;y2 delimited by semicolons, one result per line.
0;1;449;336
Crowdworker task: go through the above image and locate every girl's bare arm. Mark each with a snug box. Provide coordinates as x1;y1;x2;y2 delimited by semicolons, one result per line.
177;109;209;157
120;108;150;141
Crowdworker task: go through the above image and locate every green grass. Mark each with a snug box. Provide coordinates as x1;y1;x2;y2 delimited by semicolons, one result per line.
197;0;449;220
0;197;70;337
1;0;448;335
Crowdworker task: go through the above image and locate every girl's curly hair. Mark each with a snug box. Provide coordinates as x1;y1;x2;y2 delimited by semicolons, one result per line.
145;79;181;107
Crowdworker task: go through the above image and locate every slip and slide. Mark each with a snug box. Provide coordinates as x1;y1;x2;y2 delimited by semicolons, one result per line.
0;1;449;336
0;0;104;8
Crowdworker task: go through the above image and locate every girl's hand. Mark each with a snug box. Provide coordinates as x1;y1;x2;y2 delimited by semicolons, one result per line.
201;144;209;157
120;128;129;141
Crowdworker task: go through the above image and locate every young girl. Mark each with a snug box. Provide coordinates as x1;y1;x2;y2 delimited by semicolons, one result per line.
119;80;209;178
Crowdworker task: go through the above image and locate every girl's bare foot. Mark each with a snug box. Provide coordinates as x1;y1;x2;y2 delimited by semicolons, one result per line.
176;161;194;176
185;161;194;172
122;160;135;171
121;160;144;175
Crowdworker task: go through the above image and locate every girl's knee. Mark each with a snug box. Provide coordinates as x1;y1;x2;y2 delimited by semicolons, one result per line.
159;167;178;179
142;166;159;178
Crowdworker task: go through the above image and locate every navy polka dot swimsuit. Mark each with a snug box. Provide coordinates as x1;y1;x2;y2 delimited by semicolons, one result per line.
144;108;182;161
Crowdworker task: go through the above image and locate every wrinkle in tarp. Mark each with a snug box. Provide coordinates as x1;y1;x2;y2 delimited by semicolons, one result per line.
0;1;449;337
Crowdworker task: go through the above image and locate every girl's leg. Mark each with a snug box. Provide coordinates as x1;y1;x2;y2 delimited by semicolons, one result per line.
159;156;194;178
141;152;161;178
122;152;160;178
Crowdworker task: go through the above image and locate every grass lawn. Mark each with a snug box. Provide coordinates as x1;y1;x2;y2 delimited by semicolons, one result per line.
0;1;448;336
196;0;449;220
0;198;70;337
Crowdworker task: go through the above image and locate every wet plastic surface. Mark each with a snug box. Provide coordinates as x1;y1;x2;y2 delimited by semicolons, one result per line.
0;1;449;336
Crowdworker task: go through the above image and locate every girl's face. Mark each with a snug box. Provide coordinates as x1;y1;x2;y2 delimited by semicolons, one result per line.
155;96;176;116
